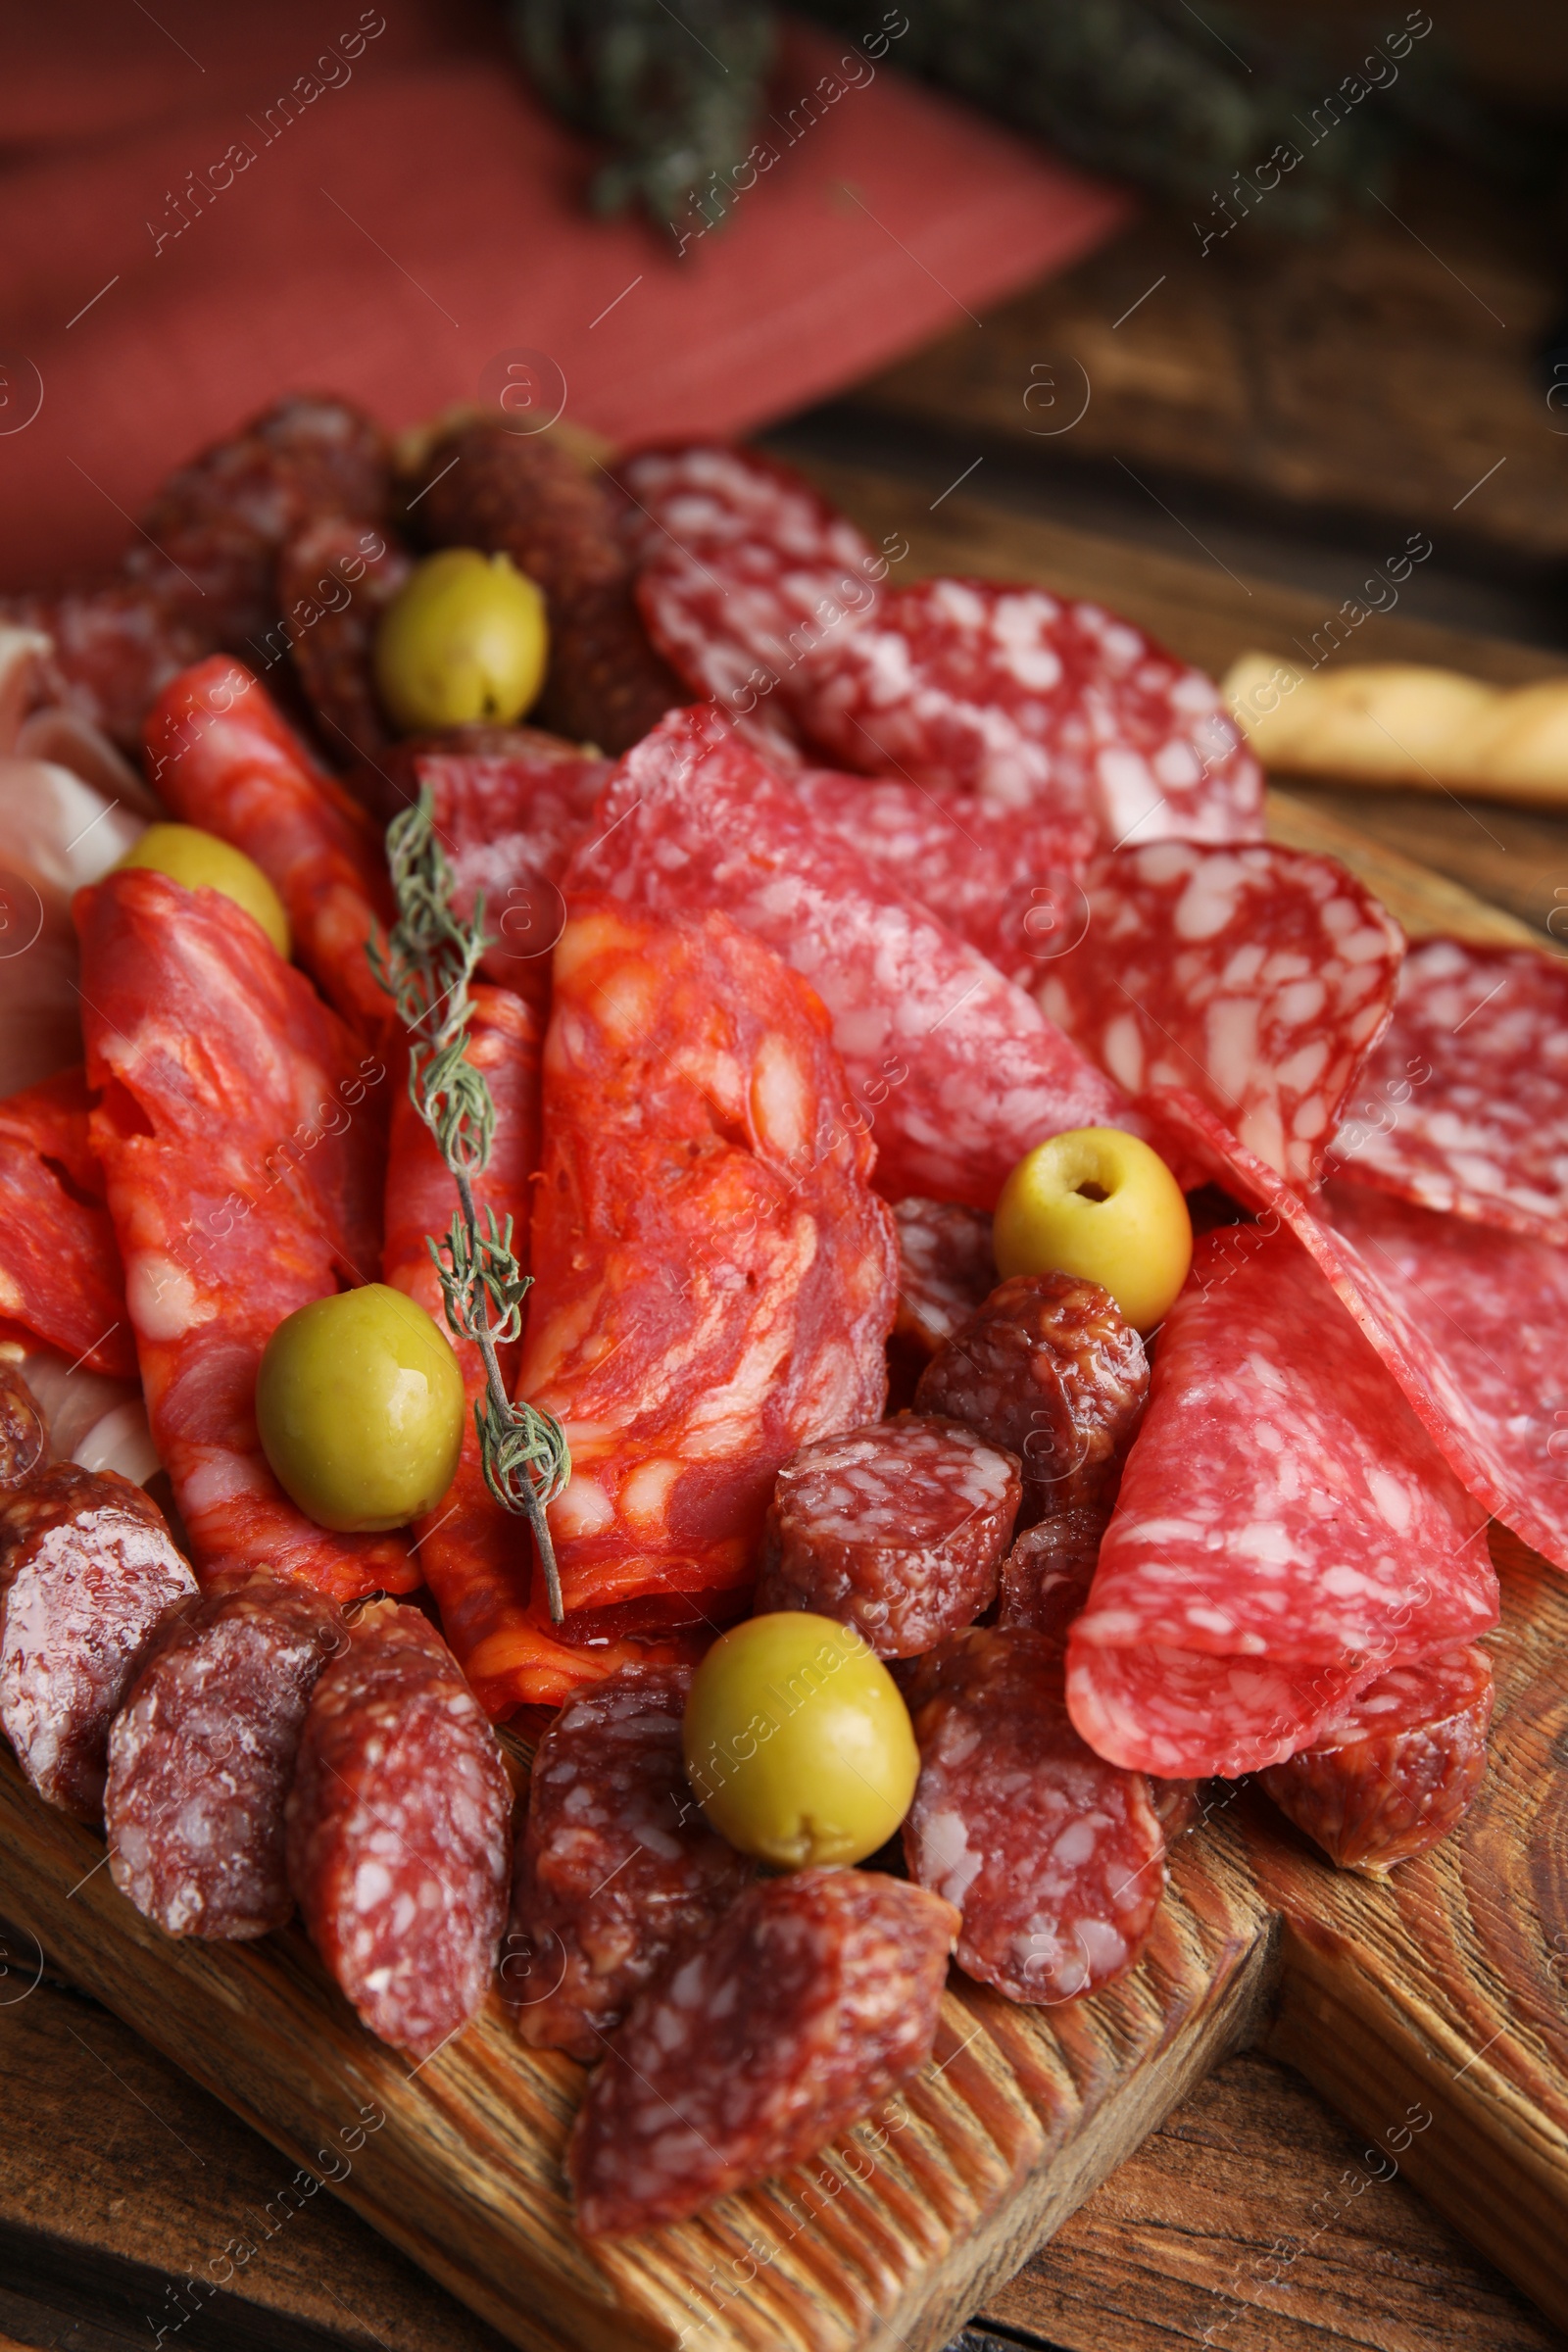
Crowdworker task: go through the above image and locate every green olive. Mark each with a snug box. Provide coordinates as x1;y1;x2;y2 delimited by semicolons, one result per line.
683;1612;919;1869
117;823;290;958
374;549;548;731
256;1284;465;1532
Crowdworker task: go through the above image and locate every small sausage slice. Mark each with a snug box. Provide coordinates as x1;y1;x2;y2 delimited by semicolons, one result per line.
997;1502;1104;1640
0;1364;46;1495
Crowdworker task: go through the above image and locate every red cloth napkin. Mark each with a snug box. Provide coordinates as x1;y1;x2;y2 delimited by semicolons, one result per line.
0;1;1129;592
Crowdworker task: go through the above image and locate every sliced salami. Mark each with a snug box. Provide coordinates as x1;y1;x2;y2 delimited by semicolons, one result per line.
285;1601;513;2059
2;583;211;756
1039;842;1403;1185
915;1272;1149;1526
144;657;394;1041
568;1868;956;2237
507;1662;753;2058
106;1571;345;1937
516;902;897;1626
0;1463;196;1820
1329;936;1568;1247
1259;1643;1494;1874
0;1068;135;1379
1064;1223;1498;1780
754;1417;1020;1657
276;516;411;769
76;866;413;1602
904;1627;1166;2004
891;1198;997;1356
564;706;1136;1210
998;1504;1104;1640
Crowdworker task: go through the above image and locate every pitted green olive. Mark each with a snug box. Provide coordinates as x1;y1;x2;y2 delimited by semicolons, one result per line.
374;549;548;731
117;823;290;958
993;1127;1193;1333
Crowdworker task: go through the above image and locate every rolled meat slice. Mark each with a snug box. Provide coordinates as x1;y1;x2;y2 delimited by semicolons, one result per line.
0;1462;196;1820
106;1571;345;1937
286;1601;513;2059
754;1416;1020;1657
569;1868;957;2237
507;1662;753;2058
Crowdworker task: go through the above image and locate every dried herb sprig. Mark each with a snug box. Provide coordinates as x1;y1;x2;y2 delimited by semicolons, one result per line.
370;790;571;1621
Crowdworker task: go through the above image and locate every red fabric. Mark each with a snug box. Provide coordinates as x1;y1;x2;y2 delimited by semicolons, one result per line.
0;4;1128;593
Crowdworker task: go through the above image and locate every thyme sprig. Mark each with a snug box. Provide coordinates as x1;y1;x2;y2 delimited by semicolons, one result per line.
371;789;570;1621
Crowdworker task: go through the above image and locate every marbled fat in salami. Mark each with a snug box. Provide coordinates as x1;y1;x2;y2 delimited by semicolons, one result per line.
507;1662;753;2058
0;1069;135;1378
0;1463;196;1820
905;1627;1165;2003
569;1868;957;2237
144;658;394;1041
891;1198;996;1356
564;706;1135;1210
76;867;413;1602
1065;1224;1497;1780
1329;937;1568;1246
285;1602;513;2059
1040;842;1403;1185
915;1273;1149;1526
106;1571;344;1936
277;517;411;769
754;1417;1021;1656
516;902;897;1625
1259;1643;1494;1874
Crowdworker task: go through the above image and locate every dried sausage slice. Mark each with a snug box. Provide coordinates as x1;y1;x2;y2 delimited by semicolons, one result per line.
998;1504;1104;1640
276;517;411;769
891;1198;996;1357
0;1365;46;1496
286;1602;513;2059
1259;1644;1493;1874
754;1417;1020;1657
106;1572;344;1937
0;1463;196;1820
915;1272;1149;1526
568;1868;957;2237
904;1627;1165;2005
506;1662;753;2058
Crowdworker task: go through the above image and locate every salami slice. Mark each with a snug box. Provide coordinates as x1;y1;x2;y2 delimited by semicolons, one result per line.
516;902;897;1624
998;1504;1104;1640
276;517;411;769
0;1068;135;1378
285;1600;513;2059
915;1272;1149;1526
1064;1223;1498;1780
1329;937;1568;1247
507;1662;753;2057
1039;842;1403;1185
564;706;1136;1210
0;1463;196;1820
76;866;413;1603
568;1867;957;2237
2;583;212;755
1259;1644;1494;1874
754;1417;1020;1656
891;1198;997;1355
904;1627;1166;2003
106;1571;345;1936
143;658;394;1041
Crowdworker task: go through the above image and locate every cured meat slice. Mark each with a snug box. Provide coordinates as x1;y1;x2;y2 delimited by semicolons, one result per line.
754;1417;1020;1656
569;1868;957;2237
507;1662;753;2058
904;1627;1166;2003
0;1462;196;1820
285;1600;513;2059
515;902;897;1623
1259;1644;1494;1874
2;583;213;755
106;1571;344;1936
0;1366;46;1494
1065;1224;1498;1780
76;866;413;1603
276;517;412;769
891;1198;996;1355
1039;842;1403;1185
414;419;683;753
998;1504;1104;1640
564;706;1135;1210
0;1069;135;1378
143;657;393;1040
1329;937;1568;1247
915;1273;1149;1526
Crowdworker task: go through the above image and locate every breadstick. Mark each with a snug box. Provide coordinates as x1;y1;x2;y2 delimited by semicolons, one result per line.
1222;653;1568;807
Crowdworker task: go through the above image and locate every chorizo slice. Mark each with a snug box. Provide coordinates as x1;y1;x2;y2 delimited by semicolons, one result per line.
507;1662;753;2058
285;1602;513;2059
0;1463;196;1821
568;1868;957;2237
106;1572;344;1938
754;1416;1020;1658
0;1068;135;1380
